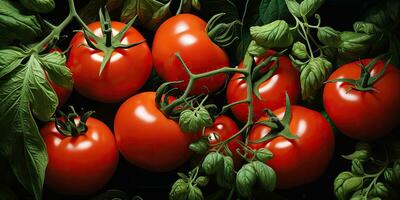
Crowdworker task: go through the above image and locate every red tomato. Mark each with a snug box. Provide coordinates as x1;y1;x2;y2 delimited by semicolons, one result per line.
152;14;229;94
50;81;71;107
114;92;196;172
41;117;119;195
204;115;242;168
226;50;300;122
248;106;334;189
323;59;400;140
67;21;152;103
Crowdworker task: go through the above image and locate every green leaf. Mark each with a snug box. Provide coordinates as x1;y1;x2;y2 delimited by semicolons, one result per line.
202;152;224;175
258;0;289;25
19;0;55;13
334;171;356;200
317;26;341;47
0;0;42;45
338;31;373;59
189;138;209;154
255;148;273;162
300;57;332;99
169;179;189;200
39;51;73;90
353;21;381;34
351;159;365;176
384;168;395;183
299;0;324;17
285;0;301;17
250;20;293;48
216;156;235;189
195;176;209;187
236;163;257;198
248;40;266;56
291;41;309;60
252;161;276;192
342;142;370;162
0;54;60;200
369;182;389;198
0;47;25;79
188;186;204;200
179;107;213;133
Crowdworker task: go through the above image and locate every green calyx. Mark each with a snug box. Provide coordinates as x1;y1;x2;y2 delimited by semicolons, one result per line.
206;13;242;48
251;50;286;100
326;56;390;92
54;106;94;137
251;92;298;144
82;8;145;76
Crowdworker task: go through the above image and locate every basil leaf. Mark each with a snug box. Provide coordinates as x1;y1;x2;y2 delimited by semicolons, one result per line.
188;186;203;200
338;31;372;59
252;161;276;192
202;152;224;175
248;40;266;57
255;148;273;162
39;51;73;90
121;0;170;30
259;0;289;25
250;20;293;48
369;182;389;198
351;159;365;176
291;41;309;60
317;26;341;47
334;171;356;200
300;57;332;99
195;176;209;187
285;0;301;17
19;0;55;13
353;21;381;35
236;163;257;197
169;179;189;200
216;156;235;189
299;0;324;17
0;54;61;200
0;0;42;45
179;107;213;133
189;138;209;154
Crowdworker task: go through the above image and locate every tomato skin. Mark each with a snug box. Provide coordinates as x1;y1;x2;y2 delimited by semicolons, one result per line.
226;50;300;122
248;106;334;189
204;115;242;168
152;14;229;94
114;92;196;172
67;21;152;103
323;59;400;140
41;117;119;195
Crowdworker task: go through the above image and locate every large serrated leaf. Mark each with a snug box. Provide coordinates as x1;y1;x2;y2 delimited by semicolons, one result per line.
0;53;60;200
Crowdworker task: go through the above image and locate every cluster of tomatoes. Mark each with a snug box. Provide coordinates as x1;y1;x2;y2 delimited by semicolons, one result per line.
40;12;400;197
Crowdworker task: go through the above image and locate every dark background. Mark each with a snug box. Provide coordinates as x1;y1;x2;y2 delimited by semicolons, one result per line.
18;0;392;199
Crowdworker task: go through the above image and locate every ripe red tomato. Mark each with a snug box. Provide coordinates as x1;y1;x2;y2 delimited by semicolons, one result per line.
49;81;71;108
226;50;300;122
41;117;119;195
67;21;152;103
152;14;229;94
114;92;196;172
248;106;334;189
323;59;400;140
204;115;242;168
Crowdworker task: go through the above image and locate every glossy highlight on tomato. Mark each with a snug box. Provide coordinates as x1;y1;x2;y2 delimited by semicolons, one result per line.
323;59;400;140
152;14;229;94
204;115;242;167
41;117;119;195
248;106;334;189
226;50;300;122
114;92;196;172
67;21;152;103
